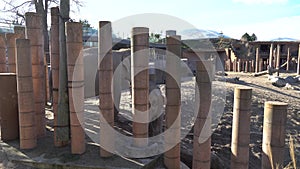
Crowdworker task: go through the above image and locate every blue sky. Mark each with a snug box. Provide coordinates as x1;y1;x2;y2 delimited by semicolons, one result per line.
72;0;300;40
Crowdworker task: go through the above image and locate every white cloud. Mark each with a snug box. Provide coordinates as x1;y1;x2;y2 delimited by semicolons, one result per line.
221;15;300;41
232;0;288;4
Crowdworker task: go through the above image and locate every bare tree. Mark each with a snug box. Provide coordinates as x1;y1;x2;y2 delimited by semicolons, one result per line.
0;0;83;63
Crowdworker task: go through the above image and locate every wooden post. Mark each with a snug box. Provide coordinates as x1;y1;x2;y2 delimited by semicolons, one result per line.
255;48;259;73
286;48;290;71
66;22;85;154
99;21;115;157
25;12;46;137
16;39;37;149
276;44;280;76
51;7;67;147
0;34;6;72
231;87;252;169
193;61;213;169
131;27;149;147
262;101;288;169
269;43;273;68
164;35;181;169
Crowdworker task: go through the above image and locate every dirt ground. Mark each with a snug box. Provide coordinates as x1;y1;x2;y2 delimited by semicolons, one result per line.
208;72;300;169
0;72;299;169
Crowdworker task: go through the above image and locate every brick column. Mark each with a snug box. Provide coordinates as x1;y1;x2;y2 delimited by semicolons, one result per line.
164;35;181;169
0;73;19;141
6;33;20;73
237;59;241;72
131;27;149;147
262;101;288;169
193;61;213;169
16;39;37;149
255;48;260;73
99;21;115;157
245;61;249;73
259;59;263;72
25;12;46;137
66;22;85;154
14;26;25;38
0;34;6;72
231;87;252;169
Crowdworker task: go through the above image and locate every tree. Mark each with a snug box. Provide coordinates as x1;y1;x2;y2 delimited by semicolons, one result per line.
149;32;164;43
56;0;70;143
241;32;257;42
0;0;83;63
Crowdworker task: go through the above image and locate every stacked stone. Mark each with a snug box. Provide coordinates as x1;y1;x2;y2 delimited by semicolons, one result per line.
14;26;25;38
231;87;252;169
16;39;37;149
262;101;288;169
25;12;46;137
66;22;85;154
164;35;181;169
0;34;6;72
193;61;213;169
99;21;115;157
131;27;149;147
6;33;20;73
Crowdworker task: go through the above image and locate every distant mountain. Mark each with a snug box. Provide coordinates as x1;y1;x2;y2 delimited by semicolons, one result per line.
179;29;231;40
270;37;299;41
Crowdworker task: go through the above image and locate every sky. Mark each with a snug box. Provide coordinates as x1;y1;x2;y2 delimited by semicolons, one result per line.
71;0;300;41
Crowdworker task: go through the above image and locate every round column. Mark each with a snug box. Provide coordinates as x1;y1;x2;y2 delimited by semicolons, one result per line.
16;39;37;149
262;101;288;169
66;22;85;154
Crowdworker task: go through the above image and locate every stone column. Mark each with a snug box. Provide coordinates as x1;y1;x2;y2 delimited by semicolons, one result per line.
99;21;115;157
286;48;290;71
0;73;19;141
164;35;181;169
131;27;149;147
193;61;213;169
51;7;66;147
231;87;252;169
15;39;37;149
297;44;300;75
269;43;274;68
255;48;260;73
14;26;25;38
259;59;263;72
251;60;255;73
66;22;85;154
276;44;281;76
237;59;241;72
262;101;288;169
0;34;6;72
6;33;19;73
25;12;46;137
245;61;249;73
